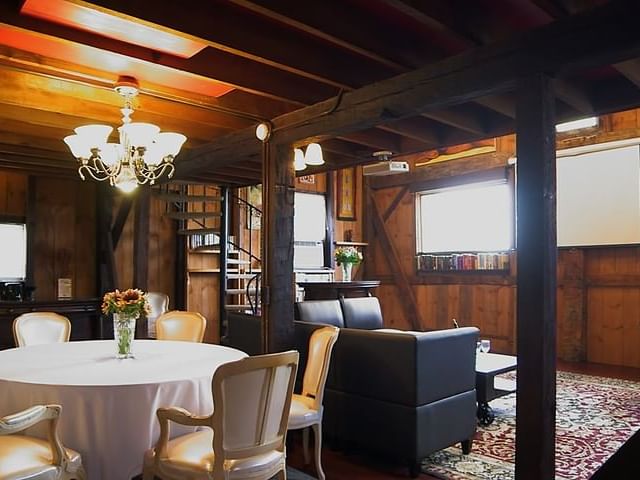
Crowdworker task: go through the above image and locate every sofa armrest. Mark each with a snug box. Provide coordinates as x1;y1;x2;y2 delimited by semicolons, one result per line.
331;327;479;406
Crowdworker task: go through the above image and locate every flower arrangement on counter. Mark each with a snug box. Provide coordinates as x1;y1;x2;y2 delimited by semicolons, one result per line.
334;246;363;266
102;288;150;319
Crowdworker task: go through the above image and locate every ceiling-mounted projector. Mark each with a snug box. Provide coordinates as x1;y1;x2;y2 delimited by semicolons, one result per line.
362;151;409;176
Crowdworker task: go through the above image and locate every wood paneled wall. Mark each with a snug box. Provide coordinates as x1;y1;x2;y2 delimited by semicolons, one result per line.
368;109;640;368
32;176;96;300
0;171;26;216
113;191;176;306
1;170;176;309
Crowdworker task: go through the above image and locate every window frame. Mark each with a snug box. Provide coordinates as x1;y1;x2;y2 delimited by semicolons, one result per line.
0;218;28;282
413;167;515;256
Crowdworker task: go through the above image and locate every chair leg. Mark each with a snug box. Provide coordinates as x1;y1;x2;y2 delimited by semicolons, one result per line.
302;427;311;465
142;464;155;480
312;422;325;480
461;438;473;454
275;468;287;480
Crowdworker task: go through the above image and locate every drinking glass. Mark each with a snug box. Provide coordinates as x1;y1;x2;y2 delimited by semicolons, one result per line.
480;339;491;353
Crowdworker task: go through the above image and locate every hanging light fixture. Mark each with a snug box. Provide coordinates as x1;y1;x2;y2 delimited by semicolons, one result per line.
64;76;187;193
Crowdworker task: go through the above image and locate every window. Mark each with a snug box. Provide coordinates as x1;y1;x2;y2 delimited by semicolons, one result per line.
0;223;27;281
416;180;513;254
294;192;326;268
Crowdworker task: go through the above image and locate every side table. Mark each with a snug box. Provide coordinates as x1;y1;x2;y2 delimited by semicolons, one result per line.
475;352;517;426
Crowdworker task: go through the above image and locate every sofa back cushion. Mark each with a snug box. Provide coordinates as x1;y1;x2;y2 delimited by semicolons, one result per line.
340;297;383;329
296;300;344;328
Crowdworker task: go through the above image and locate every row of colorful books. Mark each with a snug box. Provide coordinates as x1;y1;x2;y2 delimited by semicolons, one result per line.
417;252;510;272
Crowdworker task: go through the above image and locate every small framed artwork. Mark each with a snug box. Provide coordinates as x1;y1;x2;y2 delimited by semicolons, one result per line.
337;167;356;221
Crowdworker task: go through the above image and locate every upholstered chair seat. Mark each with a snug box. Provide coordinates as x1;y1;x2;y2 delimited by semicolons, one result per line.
12;312;71;347
155;311;206;343
288;395;321;429
0;405;86;480
143;430;285;479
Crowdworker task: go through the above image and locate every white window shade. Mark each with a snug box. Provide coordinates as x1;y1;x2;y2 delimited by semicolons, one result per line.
0;223;27;280
418;182;512;253
294;193;326;241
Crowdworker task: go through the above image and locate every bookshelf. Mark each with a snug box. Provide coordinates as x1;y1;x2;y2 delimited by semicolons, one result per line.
416;252;511;273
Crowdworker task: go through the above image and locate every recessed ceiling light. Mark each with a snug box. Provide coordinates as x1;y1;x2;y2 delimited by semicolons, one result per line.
21;0;206;59
555;117;599;133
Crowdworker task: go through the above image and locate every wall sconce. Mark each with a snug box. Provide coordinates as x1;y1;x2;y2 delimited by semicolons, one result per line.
294;143;325;171
255;122;272;142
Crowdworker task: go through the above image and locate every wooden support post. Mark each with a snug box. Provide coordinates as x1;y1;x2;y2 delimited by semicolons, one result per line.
262;141;295;353
174;185;187;310
133;188;150;291
558;249;586;361
96;184;117;294
111;195;134;248
324;171;335;268
515;74;557;480
368;190;422;331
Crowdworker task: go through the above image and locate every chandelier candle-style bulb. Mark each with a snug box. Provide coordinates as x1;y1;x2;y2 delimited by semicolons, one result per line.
63;76;187;192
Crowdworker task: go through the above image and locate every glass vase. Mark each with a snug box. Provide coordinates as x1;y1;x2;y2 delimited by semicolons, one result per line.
113;313;138;359
341;263;353;282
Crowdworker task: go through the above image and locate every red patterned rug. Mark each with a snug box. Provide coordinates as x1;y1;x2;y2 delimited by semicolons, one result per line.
422;371;640;479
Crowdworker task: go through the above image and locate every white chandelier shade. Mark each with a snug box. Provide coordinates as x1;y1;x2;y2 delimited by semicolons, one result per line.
63;76;187;192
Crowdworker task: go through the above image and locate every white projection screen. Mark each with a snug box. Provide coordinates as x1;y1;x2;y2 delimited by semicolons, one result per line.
556;144;640;247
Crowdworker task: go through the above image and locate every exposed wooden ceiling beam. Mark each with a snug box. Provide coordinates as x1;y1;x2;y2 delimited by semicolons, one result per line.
177;0;640;177
227;0;407;72
475;94;517;118
376;0;476;50
83;0;394;88
613;59;640;88
552;78;594;113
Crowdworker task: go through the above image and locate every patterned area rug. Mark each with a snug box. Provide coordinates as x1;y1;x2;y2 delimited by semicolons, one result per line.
422;371;640;480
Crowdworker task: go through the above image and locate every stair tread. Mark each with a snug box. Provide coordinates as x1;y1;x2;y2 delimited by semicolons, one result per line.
179;228;220;235
224;305;257;311
157;194;223;202
226;288;260;294
166;211;222;220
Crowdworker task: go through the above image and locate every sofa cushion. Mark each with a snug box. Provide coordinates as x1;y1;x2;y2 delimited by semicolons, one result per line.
340;297;383;329
296;300;344;328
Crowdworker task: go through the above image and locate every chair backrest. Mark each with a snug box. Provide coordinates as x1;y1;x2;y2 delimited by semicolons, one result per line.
12;312;71;347
211;351;298;472
155;310;206;342
146;292;170;338
301;326;340;410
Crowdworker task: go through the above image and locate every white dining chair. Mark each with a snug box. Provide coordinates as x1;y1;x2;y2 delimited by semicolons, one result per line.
0;404;86;479
146;292;170;338
155;310;207;342
12;312;71;347
142;350;299;480
288;326;340;480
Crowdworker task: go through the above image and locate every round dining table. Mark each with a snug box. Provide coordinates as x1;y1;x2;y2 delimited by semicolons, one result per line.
0;339;247;480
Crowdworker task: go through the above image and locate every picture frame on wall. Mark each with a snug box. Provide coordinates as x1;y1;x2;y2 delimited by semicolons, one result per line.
337;167;356;221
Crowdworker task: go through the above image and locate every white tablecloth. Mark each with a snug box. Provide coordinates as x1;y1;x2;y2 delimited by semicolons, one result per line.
0;340;247;480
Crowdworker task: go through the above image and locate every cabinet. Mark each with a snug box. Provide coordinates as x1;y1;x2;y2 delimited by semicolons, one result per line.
0;299;102;350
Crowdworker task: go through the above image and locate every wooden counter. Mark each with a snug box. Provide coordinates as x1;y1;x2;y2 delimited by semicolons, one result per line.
0;299;102;350
298;280;381;300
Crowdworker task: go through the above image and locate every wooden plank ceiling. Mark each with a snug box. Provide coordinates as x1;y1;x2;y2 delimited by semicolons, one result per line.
0;0;639;186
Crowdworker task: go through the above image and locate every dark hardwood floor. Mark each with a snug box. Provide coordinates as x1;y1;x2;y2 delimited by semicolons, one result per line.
288;361;640;480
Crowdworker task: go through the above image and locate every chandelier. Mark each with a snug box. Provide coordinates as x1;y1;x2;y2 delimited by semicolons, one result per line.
64;76;186;193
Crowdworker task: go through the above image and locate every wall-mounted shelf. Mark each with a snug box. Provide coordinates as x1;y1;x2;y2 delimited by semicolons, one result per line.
335;241;368;247
416;252;511;273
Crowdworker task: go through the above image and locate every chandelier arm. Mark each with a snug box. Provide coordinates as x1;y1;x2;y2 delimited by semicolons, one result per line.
78;164;112;182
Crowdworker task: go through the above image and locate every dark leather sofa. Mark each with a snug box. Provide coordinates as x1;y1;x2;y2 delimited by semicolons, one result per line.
295;297;479;477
